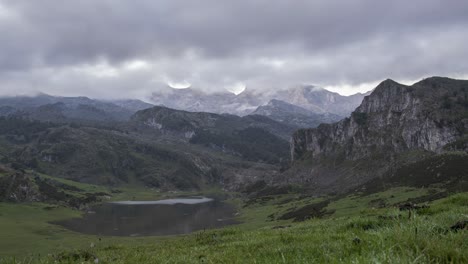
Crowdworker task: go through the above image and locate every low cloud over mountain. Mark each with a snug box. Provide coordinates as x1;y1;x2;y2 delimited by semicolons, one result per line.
0;0;467;98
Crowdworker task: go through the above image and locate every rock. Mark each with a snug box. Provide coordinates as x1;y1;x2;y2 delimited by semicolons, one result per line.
352;237;361;245
272;225;291;229
450;220;468;231
398;203;429;211
288;77;468;193
291;78;466;162
0;173;43;202
251;99;343;129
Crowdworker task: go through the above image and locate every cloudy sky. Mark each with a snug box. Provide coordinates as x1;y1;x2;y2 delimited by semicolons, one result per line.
0;0;467;99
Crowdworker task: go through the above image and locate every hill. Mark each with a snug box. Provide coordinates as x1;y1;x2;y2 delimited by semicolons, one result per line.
0;94;153;124
285;77;468;194
130;106;293;164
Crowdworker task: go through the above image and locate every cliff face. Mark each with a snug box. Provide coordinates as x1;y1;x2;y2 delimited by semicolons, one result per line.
291;78;468;162
287;77;468;193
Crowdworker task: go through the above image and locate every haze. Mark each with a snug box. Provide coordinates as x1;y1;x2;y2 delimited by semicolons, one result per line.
0;0;468;99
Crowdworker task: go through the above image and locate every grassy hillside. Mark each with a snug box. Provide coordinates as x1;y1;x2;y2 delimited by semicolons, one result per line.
46;193;466;264
131;106;292;164
0;117;278;191
0;183;466;263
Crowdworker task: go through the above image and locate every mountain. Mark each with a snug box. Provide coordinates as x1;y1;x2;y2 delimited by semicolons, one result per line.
0;94;153;123
4;77;465;195
0;106;16;116
150;87;248;115
271;85;369;116
0;101;296;192
285;77;468;194
0;116;279;191
150;85;367;117
250;99;343;128
130;106;293;164
24;102;119;123
109;99;154;112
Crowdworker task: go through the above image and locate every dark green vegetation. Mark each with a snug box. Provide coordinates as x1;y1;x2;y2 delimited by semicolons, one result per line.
0;113;283;190
361;152;468;195
191;127;289;164
0;118;212;188
0;183;466;263
0;168;111;208
132;106;292;164
1;151;467;263
0;93;153;124
0;77;467;263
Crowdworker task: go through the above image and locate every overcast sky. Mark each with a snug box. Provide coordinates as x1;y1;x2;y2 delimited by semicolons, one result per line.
0;0;467;99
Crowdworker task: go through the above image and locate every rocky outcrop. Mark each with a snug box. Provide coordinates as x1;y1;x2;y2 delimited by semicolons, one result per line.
272;85;369;116
291;78;468;162
131;106;219;140
0;173;42;202
287;77;468;193
0;168;114;209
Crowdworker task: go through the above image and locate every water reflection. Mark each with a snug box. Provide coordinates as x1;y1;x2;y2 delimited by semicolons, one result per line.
54;198;238;236
110;197;214;205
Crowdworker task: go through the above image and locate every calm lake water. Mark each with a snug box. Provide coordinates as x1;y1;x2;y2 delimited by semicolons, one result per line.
54;197;239;236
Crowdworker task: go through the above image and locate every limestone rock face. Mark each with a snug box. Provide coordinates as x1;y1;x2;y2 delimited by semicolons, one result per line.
291;78;468;162
286;77;468;193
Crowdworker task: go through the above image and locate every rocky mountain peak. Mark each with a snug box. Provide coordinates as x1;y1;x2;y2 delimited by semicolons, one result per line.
284;77;468;194
291;77;468;162
354;79;412;114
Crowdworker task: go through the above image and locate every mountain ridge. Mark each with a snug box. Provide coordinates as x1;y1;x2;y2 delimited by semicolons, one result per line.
251;99;343;128
130;105;292;164
0;94;154;123
284;76;468;194
150;84;368;117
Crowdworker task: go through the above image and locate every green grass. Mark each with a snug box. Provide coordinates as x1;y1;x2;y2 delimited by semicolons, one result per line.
0;189;467;263
37;172;109;193
232;194;328;229
0;202;180;258
36;171;224;202
327;187;438;217
0;176;226;258
0;203;84;256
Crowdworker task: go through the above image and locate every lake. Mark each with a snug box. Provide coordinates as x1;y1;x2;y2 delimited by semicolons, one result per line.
54;197;239;236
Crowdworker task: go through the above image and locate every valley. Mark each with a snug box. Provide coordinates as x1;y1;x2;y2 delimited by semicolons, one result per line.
1;1;468;262
0;175;466;263
0;77;467;263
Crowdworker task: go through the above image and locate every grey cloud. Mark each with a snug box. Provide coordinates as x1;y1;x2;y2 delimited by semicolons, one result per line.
0;0;467;98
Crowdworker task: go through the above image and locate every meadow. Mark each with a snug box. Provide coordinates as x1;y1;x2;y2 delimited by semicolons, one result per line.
0;183;466;263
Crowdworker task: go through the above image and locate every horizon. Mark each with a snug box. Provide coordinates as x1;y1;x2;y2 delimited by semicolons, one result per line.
0;1;467;99
0;80;372;100
0;75;462;102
